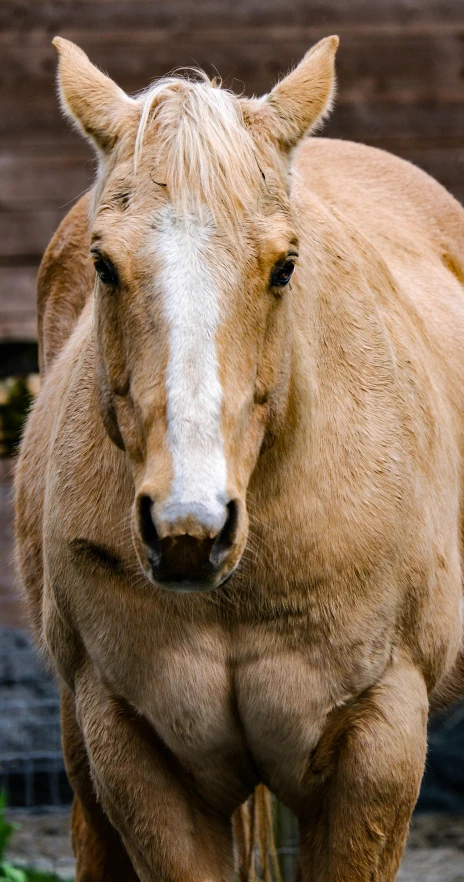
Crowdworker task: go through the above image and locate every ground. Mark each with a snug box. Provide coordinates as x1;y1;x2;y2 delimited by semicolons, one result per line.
399;814;464;880
4;810;464;881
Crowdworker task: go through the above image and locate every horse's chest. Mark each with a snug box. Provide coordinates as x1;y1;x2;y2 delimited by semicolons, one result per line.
69;573;392;808
109;634;259;808
116;629;389;810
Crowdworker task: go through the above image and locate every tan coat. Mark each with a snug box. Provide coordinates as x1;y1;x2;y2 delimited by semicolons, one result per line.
15;36;464;882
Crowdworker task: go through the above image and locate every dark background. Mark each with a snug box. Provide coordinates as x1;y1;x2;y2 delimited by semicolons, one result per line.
1;0;464;815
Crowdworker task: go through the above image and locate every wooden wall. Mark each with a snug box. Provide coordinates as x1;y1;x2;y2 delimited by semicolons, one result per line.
2;0;464;341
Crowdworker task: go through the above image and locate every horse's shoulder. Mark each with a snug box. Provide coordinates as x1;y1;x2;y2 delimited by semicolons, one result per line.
37;190;94;376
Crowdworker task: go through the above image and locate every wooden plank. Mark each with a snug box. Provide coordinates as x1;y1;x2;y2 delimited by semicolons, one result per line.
0;314;37;342
2;0;463;31
0;209;68;259
324;104;464;147
2;26;464;150
0;268;38;341
2;27;464;109
0;153;93;207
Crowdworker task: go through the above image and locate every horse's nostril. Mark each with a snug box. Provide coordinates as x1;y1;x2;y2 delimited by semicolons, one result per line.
210;500;239;567
159;533;215;581
137;494;161;565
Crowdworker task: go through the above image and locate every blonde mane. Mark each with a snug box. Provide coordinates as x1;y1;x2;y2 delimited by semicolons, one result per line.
133;73;261;230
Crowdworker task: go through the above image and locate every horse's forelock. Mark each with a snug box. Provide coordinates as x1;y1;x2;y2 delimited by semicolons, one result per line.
133;75;261;232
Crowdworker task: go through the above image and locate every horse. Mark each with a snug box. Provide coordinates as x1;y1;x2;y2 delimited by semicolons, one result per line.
15;34;464;882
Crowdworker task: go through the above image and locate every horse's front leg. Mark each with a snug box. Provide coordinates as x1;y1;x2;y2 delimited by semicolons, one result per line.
74;664;235;882
298;655;428;882
61;686;139;882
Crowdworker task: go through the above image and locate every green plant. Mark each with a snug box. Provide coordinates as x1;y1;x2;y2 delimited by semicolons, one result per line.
0;375;37;457
0;791;22;882
0;793;71;882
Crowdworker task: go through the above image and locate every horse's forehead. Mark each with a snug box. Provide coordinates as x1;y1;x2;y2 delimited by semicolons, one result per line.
156;208;222;336
152;204;240;300
155;203;215;241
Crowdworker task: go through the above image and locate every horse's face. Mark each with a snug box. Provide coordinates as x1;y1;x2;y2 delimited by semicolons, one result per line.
54;36;338;591
91;165;296;592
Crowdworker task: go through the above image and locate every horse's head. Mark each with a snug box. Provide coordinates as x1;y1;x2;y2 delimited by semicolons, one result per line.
54;36;338;592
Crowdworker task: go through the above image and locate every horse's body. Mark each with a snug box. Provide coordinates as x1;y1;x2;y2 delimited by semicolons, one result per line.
15;36;464;882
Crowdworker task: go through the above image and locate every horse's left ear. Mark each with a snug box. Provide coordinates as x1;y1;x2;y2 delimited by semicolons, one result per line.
254;36;339;151
52;37;137;155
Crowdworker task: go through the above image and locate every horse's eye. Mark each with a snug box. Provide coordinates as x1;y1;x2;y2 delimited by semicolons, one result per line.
270;260;295;288
94;256;119;287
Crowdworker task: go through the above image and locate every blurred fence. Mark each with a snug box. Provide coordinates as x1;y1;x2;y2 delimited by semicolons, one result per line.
0;628;71;814
0;628;74;877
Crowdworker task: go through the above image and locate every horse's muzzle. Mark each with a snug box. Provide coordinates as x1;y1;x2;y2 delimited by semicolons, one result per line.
136;495;240;591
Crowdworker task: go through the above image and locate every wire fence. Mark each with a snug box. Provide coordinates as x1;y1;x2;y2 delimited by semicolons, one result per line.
0;628;74;876
0;629;72;814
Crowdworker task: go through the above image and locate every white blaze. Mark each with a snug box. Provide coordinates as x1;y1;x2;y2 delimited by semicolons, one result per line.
157;208;227;532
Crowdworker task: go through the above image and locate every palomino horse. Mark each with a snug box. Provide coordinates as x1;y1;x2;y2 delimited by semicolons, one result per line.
15;34;464;882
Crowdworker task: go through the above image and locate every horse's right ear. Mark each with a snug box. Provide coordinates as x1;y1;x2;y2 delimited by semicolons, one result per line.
53;37;137;155
245;36;339;152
